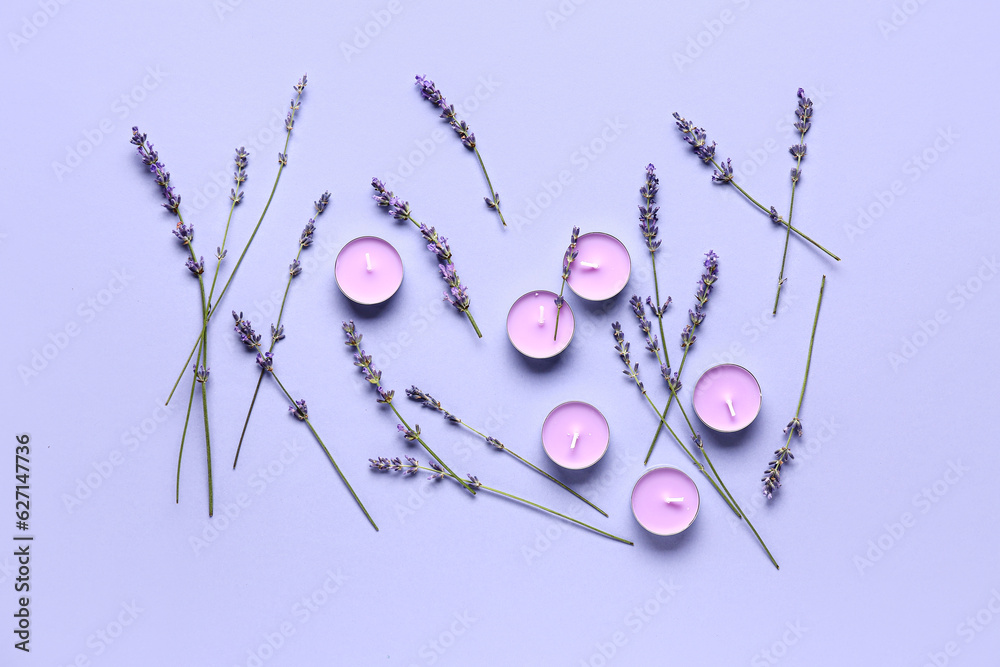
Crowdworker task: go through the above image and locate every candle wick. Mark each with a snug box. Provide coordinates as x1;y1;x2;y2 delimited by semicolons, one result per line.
580;261;600;269
538;305;545;325
664;496;685;503
725;397;736;417
365;253;373;272
569;431;579;449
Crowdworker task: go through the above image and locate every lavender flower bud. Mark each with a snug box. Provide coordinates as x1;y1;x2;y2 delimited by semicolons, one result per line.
173;223;194;245
289;258;302;277
486;436;505;450
194;365;210;383
397;423;421;441
711;158;733;184
289;399;308;420
185;256;205;275
315;191;331;214
256;351;274;371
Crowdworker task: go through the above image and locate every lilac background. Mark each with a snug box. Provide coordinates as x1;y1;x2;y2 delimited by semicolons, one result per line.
4;0;999;665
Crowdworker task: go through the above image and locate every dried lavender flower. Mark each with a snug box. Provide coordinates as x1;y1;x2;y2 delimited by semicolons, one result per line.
194;365;210;383
289;399;308;420
185;256;205;275
173;223;194;245
552;226;580;340
638;164;661;252
414;74;505;226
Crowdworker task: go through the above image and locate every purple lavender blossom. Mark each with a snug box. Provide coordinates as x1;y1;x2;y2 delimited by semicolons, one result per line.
256;351;274;371
230;147;249;205
289;399;308;420
660;364;681;393
173;223;194;245
289;259;302;277
646;296;671;318
130;127;182;216
194;365;210;383
415;75;476;149
406;386;461;423
427;460;446;481
371;179;413;221
397;423;421;441
672;113;717;163
185;256;205;276
639;164;661;253
712;158;734;184
232;311;262;350
794;88;813;134
630;295;660;357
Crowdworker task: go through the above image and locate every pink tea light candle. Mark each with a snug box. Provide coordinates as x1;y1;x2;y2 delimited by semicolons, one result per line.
335;236;404;305
541;401;609;469
507;290;574;359
631;466;700;535
692;363;762;432
567;232;631;301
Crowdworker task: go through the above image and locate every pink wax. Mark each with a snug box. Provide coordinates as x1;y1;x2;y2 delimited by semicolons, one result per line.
631;466;700;535
335;236;404;305
541;401;609;469
566;232;631;301
506;290;574;359
692;363;762;432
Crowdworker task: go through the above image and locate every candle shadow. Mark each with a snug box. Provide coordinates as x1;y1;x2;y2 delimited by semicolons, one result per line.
506;345;568;373
707;416;763;448
633;515;701;552
337;292;401;320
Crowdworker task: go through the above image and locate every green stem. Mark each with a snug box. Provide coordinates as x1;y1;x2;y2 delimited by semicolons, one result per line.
553;279;567;341
459;423;607;517
796;276;826;416
165;90;303;406
269;372;379;531
773;131;806;314
644;345;692;464
710;158;840;262
233;246;302;467
414;467;631;545
465;310;483;339
175;350;199;504
650;252;671;369
638;390;739;516
389;403;476;496
206;196;239;310
473;146;505;227
702;452;779;569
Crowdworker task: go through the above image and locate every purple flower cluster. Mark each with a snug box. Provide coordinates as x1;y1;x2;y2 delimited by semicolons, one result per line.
629;295;659;357
415;75;475;150
555;226;580;310
343;320;394;404
289;399;308;421
232;311;262;350
369;455;420;475
672;113;716;163
794;88;813;134
371;178;412;221
185;256;204;276
660;363;681;393
406;386;461;423
231;147;249;205
639;164;661;252
612;321;644;393
681;250;719;350
194;365;210;383
130;127;182;216
173;223;194;246
646;295;671;319
397;423;421;441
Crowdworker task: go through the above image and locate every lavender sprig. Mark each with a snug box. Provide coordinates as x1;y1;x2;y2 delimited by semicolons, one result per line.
131;126;214;516
638;164;672;365
164;74;309;408
371;179;482;338
645;251;718;465
231;314;378;531
763;275;825;498
553;226;579;340
206;146;250;310
671;111;840;262
772;89;814;314
371;457;632;545
343;321;476;495
232;192;331;469
611;323;779;568
405;385;607;516
414;75;506;227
